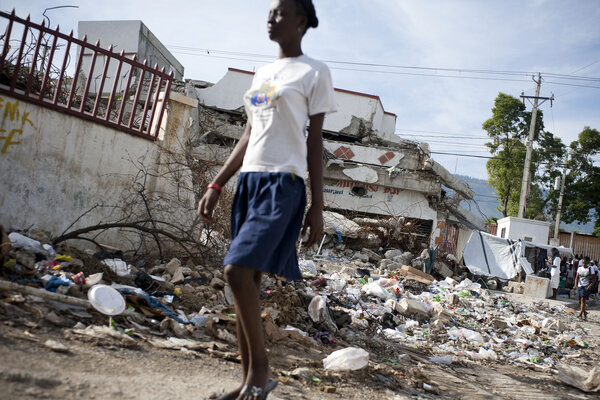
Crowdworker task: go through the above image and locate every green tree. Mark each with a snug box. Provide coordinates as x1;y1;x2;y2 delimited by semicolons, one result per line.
483;93;552;218
561;126;600;236
483;94;599;234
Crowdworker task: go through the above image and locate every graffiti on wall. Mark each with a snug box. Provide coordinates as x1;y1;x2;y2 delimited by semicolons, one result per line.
327;180;404;200
0;97;34;154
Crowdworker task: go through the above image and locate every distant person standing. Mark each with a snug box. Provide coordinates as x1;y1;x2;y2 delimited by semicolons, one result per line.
573;254;580;269
546;248;561;299
591;260;600;299
574;257;597;320
566;262;575;289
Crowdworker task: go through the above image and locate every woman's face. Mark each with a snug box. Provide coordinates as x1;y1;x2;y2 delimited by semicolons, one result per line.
267;0;305;43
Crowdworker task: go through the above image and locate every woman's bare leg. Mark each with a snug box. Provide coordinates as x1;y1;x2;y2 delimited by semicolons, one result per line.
579;297;585;318
218;270;263;399
224;264;268;400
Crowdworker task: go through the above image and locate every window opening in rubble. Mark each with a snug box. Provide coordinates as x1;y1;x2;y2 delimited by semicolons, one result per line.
351;186;367;197
500;227;506;238
411;218;434;245
322;130;361;143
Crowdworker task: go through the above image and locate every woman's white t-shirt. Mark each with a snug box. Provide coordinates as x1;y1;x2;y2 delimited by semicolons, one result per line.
242;55;337;176
577;266;592;287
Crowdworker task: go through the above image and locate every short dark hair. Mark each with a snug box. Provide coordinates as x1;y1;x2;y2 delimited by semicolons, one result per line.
295;0;318;30
584;256;590;262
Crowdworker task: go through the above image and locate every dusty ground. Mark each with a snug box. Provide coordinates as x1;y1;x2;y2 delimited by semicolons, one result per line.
1;289;599;400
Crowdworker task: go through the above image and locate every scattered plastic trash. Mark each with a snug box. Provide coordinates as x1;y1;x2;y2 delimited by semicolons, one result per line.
1;229;597;396
44;275;71;292
323;347;369;371
87;284;126;316
299;259;317;276
8;232;45;252
428;355;453;365
101;259;132;277
361;281;391;300
72;272;85;285
190;313;207;327
448;327;484;345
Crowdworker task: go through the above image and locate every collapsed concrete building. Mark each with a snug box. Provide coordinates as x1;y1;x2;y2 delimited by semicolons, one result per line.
179;68;486;249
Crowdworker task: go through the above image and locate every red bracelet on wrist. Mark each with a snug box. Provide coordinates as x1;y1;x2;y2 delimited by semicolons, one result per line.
207;183;222;195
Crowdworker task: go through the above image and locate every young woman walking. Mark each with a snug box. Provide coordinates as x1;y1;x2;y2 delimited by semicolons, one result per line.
197;1;336;398
574;257;597;320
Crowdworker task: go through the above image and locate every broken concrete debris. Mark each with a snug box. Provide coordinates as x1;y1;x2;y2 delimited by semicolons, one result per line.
1;229;598;397
186;71;487;236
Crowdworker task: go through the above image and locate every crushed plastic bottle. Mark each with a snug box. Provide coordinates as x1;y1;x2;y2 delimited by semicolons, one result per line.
190;313;206;327
8;232;45;252
428;355;453;365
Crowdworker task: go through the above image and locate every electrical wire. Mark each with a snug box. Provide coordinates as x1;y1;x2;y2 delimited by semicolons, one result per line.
167;45;600;82
167;47;600;88
430;151;567;166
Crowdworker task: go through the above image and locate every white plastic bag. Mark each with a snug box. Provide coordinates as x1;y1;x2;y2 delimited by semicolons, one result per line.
8;232;45;252
101;259;132;277
447;327;484;345
361;281;391;300
323;347;369;371
299;259;317;276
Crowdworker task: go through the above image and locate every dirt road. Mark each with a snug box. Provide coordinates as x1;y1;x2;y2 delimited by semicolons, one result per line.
1;290;599;400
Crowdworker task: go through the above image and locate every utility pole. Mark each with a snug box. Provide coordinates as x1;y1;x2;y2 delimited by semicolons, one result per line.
554;152;568;238
517;73;554;218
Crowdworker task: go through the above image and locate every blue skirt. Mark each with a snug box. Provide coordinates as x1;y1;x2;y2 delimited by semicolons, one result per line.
223;172;306;281
577;286;590;300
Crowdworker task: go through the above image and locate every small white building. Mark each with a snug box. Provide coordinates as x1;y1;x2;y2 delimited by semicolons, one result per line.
496;216;551;244
77;20;184;95
196;68;397;137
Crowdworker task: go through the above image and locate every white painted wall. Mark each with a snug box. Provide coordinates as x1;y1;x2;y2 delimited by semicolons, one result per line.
327;90;378;132
382;114;396;135
195;69;397;135
497;217;551;244
196;69;253;110
78;20;141;52
0;92;196;248
323;179;437;221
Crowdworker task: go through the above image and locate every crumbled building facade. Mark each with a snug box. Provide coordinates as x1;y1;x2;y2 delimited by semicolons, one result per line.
179;68;485;249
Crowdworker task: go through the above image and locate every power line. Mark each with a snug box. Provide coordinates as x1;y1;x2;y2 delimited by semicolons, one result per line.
167;45;600;82
430;151;567;166
168;48;600;88
546;81;600;89
396;128;488;138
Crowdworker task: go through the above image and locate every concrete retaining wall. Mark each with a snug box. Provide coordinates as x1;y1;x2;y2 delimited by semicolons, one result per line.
0;92;197;248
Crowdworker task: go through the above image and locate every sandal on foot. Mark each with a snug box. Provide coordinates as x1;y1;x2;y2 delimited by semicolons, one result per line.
206;389;239;400
239;380;278;400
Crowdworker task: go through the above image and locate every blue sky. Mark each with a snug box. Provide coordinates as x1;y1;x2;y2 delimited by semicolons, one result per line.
3;0;600;181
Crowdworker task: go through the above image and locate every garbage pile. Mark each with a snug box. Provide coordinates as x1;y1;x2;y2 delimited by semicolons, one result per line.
1;228;599;395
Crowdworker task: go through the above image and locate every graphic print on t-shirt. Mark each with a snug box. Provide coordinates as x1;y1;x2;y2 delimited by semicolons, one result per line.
248;82;279;108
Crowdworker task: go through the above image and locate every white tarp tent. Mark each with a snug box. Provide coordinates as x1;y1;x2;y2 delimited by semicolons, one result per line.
462;231;572;280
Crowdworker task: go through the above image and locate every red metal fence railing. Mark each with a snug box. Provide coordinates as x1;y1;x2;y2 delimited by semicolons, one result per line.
0;10;173;140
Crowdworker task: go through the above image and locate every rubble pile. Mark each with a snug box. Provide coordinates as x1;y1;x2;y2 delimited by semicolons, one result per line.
1;228;599;396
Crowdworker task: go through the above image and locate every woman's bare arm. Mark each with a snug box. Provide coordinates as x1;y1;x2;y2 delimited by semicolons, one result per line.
197;123;252;223
302;113;325;247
